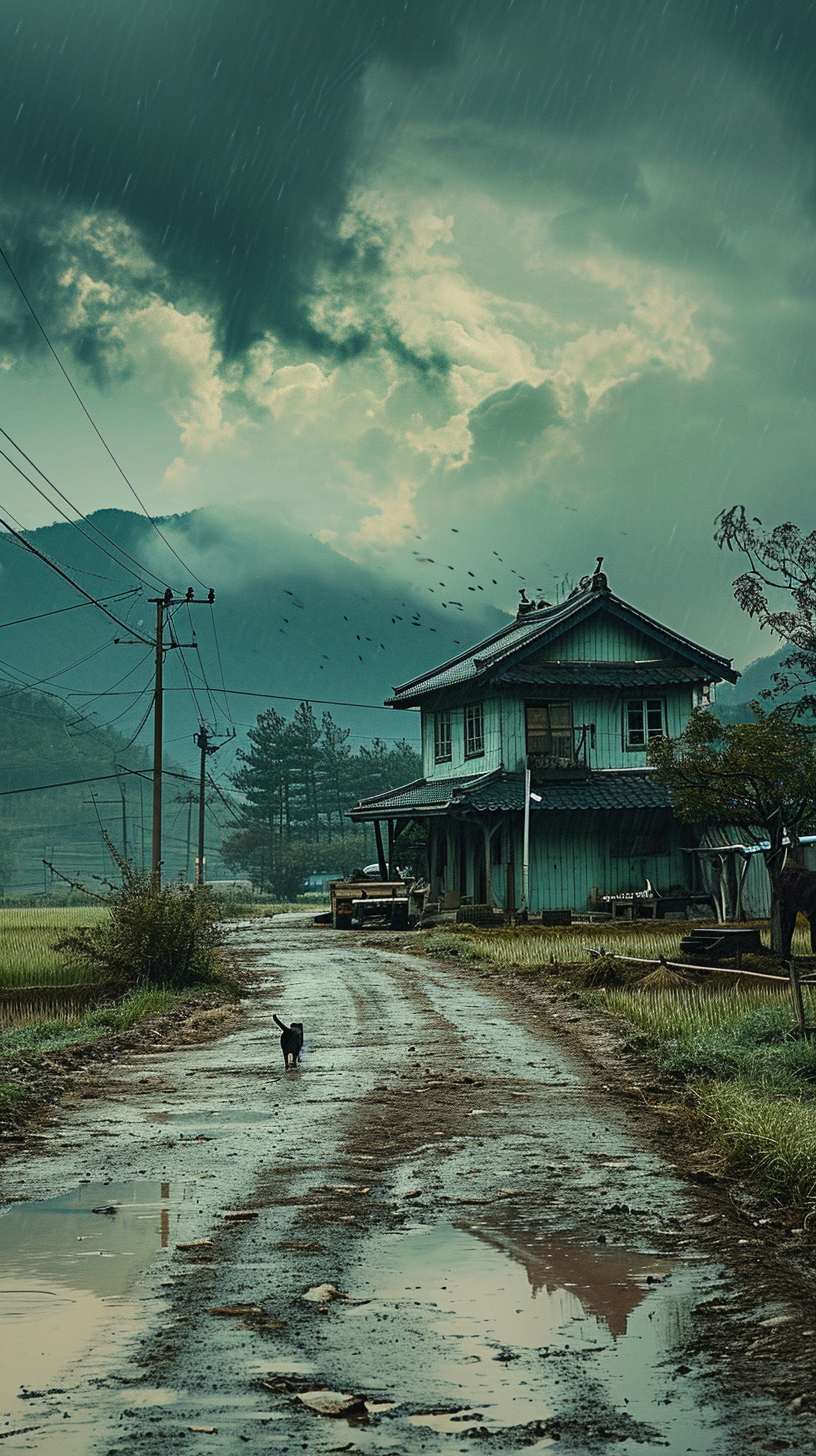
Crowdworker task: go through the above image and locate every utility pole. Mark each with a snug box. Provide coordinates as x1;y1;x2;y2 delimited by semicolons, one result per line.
117;586;215;886
193;722;235;885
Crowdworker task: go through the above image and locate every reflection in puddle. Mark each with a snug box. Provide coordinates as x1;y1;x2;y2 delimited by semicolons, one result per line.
0;1181;181;1418
343;1223;716;1451
463;1217;668;1337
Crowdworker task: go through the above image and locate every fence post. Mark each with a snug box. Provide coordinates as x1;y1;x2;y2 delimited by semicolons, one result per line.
788;958;807;1037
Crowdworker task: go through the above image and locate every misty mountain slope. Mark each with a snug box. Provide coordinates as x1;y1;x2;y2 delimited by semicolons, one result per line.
0;506;507;756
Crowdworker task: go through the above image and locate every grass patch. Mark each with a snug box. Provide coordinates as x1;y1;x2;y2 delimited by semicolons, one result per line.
587;982;816;1204
695;1080;816;1203
0;985;188;1057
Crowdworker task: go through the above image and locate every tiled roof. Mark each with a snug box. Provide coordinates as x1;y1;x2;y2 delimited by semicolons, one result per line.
465;771;674;813
352;771;496;810
350;770;673;817
386;583;736;704
493;662;700;687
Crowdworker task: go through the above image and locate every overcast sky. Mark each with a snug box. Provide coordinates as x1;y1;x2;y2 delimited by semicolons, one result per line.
1;0;814;670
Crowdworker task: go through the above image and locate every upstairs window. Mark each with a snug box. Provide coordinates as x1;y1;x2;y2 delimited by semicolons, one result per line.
434;710;452;763
625;697;665;749
526;701;573;759
464;703;485;758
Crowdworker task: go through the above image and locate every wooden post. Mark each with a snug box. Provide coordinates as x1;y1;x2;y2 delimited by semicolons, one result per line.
151;597;164;885
387;819;395;877
788;958;807;1038
373;819;388;880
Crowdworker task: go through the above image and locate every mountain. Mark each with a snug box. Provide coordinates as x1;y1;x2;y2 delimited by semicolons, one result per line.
713;645;804;721
0;506;506;891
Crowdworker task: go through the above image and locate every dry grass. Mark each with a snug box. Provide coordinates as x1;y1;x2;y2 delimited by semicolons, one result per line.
426;919;812;970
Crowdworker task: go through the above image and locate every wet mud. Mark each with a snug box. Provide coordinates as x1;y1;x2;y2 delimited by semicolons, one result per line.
1;919;814;1453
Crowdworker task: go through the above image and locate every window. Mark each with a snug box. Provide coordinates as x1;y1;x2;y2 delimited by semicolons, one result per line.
434;710;452;763
625;698;665;749
464;702;485;758
526;701;573;759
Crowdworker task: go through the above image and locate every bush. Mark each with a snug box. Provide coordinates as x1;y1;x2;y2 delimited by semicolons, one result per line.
56;857;226;990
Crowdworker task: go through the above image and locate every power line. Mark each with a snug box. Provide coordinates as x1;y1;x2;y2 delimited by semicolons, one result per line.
0;431;166;589
0;589;139;631
0;771;128;797
61;687;416;711
0;503;151;644
0;240;209;590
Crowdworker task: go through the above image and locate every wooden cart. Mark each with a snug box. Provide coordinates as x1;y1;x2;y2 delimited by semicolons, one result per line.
329;877;427;930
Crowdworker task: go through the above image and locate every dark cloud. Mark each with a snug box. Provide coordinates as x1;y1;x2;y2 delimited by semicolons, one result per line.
0;0;456;359
1;0;813;366
468;382;562;458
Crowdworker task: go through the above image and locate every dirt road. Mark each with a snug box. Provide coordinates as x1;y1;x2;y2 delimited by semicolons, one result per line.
1;919;814;1454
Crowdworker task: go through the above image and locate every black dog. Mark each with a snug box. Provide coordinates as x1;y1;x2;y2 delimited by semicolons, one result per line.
273;1013;304;1069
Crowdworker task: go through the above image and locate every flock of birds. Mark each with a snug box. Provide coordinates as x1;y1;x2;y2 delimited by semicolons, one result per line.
272;529;576;670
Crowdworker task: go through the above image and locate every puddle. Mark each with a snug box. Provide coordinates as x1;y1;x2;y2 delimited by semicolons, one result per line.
0;1181;184;1419
332;1222;720;1452
145;1107;274;1126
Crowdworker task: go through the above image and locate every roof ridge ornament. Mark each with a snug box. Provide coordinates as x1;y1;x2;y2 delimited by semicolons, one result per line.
569;556;608;598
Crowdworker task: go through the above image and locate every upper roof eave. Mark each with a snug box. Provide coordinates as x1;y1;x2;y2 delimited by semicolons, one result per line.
385;585;738;706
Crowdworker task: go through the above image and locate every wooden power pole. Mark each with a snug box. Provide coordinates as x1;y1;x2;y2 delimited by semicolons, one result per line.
193;722;234;885
147;588;215;884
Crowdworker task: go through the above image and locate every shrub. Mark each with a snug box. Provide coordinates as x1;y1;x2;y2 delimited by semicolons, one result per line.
56;856;226;990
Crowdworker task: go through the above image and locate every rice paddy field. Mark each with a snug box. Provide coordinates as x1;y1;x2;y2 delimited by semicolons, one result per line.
424;919;814;969
0;906;109;989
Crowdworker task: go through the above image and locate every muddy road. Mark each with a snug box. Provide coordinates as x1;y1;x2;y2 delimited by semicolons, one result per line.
1;919;814;1454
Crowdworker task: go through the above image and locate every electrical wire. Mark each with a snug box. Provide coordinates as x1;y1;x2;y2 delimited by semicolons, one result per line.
209;603;233;725
0;502;152;644
0;589;140;631
0;431;166;589
0;241;209;590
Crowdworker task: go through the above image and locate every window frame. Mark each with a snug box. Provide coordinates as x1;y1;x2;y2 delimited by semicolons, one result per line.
464;701;485;759
433;709;452;764
525;700;574;761
624;696;666;751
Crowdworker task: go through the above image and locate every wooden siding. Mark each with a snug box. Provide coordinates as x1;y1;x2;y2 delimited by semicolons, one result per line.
420;604;701;780
531;617;658;662
423;698;504;779
499;686;695;772
488;812;688;913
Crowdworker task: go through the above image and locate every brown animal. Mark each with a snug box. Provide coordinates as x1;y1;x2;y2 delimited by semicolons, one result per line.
777;865;816;957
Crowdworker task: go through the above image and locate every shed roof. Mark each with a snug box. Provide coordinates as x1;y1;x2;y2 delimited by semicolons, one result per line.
386;578;737;706
350;769;674;818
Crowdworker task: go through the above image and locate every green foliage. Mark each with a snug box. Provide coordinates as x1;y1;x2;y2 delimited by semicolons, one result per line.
650;706;816;953
0;986;184;1057
0;681;152;892
695;1080;816;1203
56;859;226;990
225;703;420;890
649;706;816;836
715;508;816;711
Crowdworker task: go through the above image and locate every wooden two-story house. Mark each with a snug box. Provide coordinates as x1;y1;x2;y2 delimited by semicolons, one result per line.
350;563;739;915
